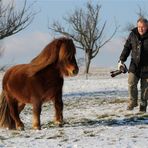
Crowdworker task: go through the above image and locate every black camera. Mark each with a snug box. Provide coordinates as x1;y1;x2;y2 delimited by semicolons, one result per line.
110;64;128;77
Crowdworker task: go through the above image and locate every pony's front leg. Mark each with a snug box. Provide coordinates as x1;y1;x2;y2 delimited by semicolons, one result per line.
53;97;63;127
32;103;42;130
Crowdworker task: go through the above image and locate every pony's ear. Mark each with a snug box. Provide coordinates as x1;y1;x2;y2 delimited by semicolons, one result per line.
27;39;62;76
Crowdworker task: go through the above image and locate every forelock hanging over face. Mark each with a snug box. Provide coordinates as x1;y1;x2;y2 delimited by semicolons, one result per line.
58;38;76;61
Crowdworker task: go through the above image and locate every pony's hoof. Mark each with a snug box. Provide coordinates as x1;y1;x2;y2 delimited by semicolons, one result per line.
33;126;41;130
17;126;24;131
54;121;63;127
58;123;63;127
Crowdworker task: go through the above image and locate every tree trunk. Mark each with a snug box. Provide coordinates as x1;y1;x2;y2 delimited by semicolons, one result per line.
85;52;91;77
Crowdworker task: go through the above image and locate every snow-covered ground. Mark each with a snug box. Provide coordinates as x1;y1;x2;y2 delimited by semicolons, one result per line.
0;68;148;148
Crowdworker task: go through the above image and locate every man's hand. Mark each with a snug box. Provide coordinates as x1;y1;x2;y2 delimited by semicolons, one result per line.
118;61;125;70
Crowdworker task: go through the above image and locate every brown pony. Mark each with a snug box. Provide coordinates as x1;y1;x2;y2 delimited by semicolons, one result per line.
0;37;79;130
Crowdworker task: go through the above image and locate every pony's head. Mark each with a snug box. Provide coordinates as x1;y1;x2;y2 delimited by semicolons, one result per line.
58;38;79;76
28;37;79;77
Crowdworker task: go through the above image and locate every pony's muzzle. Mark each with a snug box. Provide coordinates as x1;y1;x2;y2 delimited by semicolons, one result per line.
72;68;79;75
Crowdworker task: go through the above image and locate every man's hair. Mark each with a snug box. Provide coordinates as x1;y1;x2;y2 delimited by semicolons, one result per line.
137;17;148;25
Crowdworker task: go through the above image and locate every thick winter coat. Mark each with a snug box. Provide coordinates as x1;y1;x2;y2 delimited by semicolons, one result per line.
120;27;148;78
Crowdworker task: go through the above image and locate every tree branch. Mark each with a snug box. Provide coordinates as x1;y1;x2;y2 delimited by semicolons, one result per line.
0;0;35;40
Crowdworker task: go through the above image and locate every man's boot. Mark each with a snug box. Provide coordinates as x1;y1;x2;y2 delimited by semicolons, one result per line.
139;101;147;112
127;100;138;110
139;105;147;112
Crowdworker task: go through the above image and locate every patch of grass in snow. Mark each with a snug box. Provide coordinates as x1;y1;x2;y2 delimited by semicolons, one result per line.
124;113;136;117
46;130;65;139
0;136;7;140
107;98;127;104
124;112;148;119
138;125;148;129
140;114;148;118
60;138;69;143
83;130;96;137
46;134;63;139
96;113;115;119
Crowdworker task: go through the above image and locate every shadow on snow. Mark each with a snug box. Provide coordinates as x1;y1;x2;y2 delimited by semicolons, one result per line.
63;90;128;99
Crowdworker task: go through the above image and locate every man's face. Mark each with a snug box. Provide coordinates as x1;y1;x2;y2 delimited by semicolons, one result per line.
137;21;148;35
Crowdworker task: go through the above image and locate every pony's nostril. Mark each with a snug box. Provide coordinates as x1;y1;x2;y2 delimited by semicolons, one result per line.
73;69;78;75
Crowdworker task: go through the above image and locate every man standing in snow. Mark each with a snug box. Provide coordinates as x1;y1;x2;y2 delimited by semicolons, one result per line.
118;17;148;112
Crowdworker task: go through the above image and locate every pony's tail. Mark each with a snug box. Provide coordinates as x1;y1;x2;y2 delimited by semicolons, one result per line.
0;90;15;129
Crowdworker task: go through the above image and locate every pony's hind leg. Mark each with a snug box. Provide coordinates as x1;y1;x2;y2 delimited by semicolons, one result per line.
6;95;24;130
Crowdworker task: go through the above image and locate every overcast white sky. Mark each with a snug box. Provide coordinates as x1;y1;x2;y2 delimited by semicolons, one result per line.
1;0;148;68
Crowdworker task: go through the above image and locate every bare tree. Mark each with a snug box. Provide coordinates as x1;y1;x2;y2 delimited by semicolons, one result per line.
49;1;118;74
0;0;35;40
0;0;35;71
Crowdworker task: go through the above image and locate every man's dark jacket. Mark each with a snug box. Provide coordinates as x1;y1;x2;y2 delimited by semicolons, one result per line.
120;27;148;78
